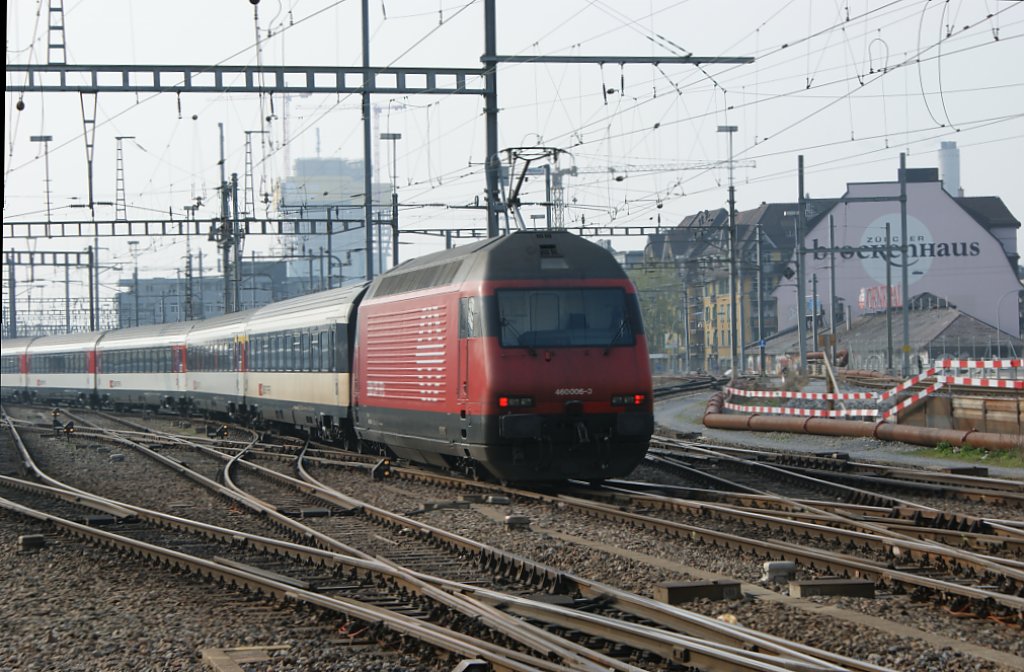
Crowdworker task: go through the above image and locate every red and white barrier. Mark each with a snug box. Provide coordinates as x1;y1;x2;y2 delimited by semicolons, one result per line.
934;375;1024;390
723;401;878;418
880;382;946;421
936;358;1022;369
723;358;1020;422
725;386;875;401
876;369;937;402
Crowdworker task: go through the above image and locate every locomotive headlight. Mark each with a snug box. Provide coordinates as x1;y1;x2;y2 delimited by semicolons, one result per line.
498;395;533;409
612;393;647;406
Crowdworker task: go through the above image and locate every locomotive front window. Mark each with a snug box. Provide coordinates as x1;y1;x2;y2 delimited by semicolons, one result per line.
496;288;639;349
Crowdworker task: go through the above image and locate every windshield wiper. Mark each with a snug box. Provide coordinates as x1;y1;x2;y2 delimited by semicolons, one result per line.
501;317;536;356
602;319;628;355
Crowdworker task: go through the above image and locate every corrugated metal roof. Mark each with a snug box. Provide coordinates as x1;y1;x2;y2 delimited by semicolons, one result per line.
755;303;1022;357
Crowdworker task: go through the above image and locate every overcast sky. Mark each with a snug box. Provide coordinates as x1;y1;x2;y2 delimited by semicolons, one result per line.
5;0;1023;306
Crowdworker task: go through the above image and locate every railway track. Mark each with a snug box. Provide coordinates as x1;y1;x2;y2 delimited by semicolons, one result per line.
265;437;1024;626
5;403;1022;669
649;436;1024;507
3;406;897;672
33;406;1024;614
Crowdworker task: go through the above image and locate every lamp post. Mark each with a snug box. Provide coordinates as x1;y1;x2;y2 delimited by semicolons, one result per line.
996;288;1022;357
128;240;140;327
717;124;739;380
380;132;402;268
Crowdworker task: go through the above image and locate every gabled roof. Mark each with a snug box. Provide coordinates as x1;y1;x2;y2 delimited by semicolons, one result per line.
954;196;1021;231
735;202;798;250
655;208;728;262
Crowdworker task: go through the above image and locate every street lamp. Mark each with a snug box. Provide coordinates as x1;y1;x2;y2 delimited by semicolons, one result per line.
717;124;739;380
380;132;402;268
996;288;1022;357
128;240;140;327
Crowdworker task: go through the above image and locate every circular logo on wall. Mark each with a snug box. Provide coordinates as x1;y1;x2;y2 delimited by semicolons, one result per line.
858;214;933;285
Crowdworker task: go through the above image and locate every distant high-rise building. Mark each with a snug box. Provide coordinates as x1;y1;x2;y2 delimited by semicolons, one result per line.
275;157;392;285
939;141;961;196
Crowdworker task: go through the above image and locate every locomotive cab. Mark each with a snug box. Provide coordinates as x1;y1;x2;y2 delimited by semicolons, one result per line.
463;282;653;481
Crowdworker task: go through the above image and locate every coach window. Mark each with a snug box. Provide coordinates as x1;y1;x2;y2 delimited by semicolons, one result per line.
300;332;310;371
250;337;258;371
271;333;281;372
326;329;336;372
310;331;321;372
287;331;297;371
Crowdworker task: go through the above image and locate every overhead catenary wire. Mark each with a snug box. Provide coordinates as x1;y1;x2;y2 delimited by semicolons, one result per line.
3;0;1022;264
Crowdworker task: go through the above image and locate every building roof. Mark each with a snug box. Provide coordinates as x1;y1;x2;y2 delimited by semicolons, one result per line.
756;301;1022;358
954;196;1021;231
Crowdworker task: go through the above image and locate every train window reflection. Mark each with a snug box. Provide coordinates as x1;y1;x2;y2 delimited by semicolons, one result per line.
496;288;634;349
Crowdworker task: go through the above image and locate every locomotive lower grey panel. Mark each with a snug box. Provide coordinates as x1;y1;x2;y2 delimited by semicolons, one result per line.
356;405;651;481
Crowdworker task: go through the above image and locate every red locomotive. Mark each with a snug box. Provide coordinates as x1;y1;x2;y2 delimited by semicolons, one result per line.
353;231;653;481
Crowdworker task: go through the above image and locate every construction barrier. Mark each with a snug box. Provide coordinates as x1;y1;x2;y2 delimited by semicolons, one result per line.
725;359;1021;423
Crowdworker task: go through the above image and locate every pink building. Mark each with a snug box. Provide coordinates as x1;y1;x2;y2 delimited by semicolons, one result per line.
773;168;1021;340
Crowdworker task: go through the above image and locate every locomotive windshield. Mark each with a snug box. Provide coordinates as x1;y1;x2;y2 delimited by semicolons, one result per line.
496;288;639;349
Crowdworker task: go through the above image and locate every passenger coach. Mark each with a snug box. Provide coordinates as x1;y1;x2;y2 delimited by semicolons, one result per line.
1;337;34;402
17;332;102;406
96;323;191;411
242;284;365;440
